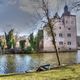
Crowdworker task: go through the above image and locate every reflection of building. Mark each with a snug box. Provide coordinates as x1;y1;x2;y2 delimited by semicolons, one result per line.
43;5;77;52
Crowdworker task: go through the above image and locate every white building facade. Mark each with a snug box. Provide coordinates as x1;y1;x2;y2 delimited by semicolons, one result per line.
43;5;77;52
15;36;30;49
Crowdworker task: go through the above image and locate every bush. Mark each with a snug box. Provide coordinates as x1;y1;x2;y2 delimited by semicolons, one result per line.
24;47;32;54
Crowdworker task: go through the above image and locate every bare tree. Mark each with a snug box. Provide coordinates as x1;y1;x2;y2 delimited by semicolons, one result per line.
35;0;61;66
65;0;80;12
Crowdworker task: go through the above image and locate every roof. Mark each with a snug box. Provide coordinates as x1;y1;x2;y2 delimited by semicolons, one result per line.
62;5;70;16
54;12;60;19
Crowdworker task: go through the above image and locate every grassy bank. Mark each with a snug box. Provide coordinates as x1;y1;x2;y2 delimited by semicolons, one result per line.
0;64;80;80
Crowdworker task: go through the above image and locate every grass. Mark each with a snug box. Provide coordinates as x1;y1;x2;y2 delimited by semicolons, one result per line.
0;64;80;80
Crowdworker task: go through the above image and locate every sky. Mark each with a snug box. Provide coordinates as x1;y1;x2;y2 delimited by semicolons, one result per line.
0;0;80;36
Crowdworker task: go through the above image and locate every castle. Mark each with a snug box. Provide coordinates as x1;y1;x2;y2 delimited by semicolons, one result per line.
42;5;77;52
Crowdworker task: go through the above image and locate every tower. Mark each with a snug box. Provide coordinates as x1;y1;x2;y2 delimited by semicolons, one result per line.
61;5;77;51
62;5;70;16
42;5;77;52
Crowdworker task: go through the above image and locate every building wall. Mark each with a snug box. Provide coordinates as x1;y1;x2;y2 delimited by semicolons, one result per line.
63;15;77;50
54;18;65;51
43;18;66;51
43;29;55;51
43;15;77;52
15;36;30;49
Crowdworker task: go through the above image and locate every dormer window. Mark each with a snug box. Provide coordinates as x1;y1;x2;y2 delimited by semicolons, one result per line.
59;27;61;29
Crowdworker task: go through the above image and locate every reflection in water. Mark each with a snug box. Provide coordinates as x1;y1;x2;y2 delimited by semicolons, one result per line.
0;55;7;74
76;50;80;63
15;55;32;73
5;55;16;74
0;51;80;74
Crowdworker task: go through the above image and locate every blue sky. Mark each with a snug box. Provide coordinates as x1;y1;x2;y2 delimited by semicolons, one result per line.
0;0;80;36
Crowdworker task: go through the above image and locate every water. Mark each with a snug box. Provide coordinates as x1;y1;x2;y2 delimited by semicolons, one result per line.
0;50;80;74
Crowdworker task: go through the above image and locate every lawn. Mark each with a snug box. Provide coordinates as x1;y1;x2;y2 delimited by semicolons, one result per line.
0;64;80;80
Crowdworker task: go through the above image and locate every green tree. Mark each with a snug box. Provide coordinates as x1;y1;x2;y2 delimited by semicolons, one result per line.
19;40;26;50
36;30;43;52
5;29;16;49
29;33;37;52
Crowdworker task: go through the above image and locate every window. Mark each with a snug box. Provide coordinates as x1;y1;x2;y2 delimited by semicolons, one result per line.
58;48;60;50
59;42;63;45
59;33;63;37
67;42;71;45
69;48;71;50
59;27;61;29
68;28;71;30
67;33;71;37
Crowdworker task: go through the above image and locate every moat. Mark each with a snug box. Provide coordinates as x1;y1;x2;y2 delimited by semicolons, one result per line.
0;50;80;74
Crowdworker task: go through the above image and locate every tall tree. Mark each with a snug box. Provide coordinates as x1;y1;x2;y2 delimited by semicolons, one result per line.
29;33;37;52
5;29;16;49
20;40;26;50
36;0;61;66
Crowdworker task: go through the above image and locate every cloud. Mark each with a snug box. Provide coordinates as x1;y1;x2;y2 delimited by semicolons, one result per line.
0;0;80;36
19;0;39;13
0;0;38;35
8;0;17;5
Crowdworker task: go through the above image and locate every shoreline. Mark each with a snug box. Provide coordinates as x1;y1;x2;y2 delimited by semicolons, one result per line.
1;49;78;54
0;63;80;80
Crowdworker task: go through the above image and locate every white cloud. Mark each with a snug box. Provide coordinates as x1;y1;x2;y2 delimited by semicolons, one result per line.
19;0;40;13
8;0;17;5
0;0;80;35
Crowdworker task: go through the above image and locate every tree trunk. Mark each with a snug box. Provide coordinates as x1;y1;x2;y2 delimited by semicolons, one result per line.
47;18;61;66
41;0;61;66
